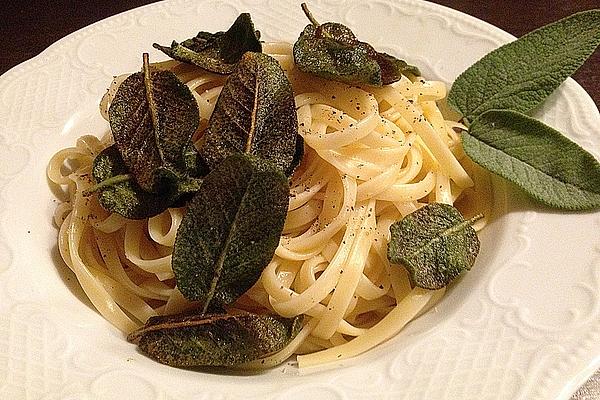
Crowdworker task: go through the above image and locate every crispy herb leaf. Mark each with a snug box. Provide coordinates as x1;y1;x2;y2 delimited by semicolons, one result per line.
448;10;600;121
128;311;303;367
182;141;209;179
388;203;482;290
109;54;199;192
153;13;262;74
172;153;289;310
287;134;305;176
294;23;380;85
293;5;419;86
92;145;203;219
199;52;299;175
374;52;420;83
464;110;600;210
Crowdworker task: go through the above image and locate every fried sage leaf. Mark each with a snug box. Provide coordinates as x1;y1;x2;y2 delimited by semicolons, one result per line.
91;145;203;219
172;153;289;310
182;141;209;179
153;13;262;74
293;4;419;86
287;134;305;176
464;110;600;210
388;203;482;290
128;311;303;367
199;52;299;175
109;54;199;192
448;10;600;121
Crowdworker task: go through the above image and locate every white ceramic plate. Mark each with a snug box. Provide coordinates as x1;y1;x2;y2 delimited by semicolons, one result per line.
1;1;599;399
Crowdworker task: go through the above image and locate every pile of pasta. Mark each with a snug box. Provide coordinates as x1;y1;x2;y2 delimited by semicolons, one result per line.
47;43;490;368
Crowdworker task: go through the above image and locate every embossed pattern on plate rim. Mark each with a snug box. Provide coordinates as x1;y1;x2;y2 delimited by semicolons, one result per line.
0;1;599;399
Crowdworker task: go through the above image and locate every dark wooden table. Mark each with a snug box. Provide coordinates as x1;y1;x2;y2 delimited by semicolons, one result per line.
0;1;598;399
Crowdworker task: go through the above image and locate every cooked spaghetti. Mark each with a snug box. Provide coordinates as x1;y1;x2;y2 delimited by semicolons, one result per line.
47;42;491;368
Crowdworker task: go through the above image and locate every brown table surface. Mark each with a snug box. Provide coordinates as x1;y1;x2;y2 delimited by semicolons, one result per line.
0;1;598;399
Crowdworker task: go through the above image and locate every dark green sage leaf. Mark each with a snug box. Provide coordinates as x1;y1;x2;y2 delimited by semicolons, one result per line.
388;203;482;290
287;134;305;176
153;13;262;74
373;52;421;83
127;311;303;367
199;52;299;175
92;145;203;219
109;54;200;192
293;4;419;86
448;10;600;121
464;109;600;210
182;141;209;178
172;153;289;310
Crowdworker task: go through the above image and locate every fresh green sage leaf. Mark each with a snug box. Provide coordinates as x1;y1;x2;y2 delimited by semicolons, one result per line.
127;311;303;367
388;203;482;290
109;54;200;192
448;10;600;121
153;13;262;74
464;109;600;210
172;153;289;310
293;4;419;86
199;52;299;175
91;145;203;219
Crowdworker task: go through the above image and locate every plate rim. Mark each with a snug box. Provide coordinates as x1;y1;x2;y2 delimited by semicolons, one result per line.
0;1;598;399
